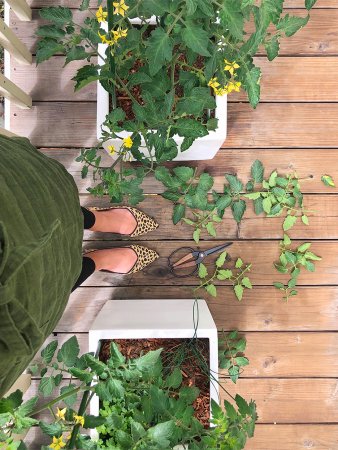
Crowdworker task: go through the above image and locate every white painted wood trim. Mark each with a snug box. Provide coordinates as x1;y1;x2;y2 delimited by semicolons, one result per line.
0;73;32;109
5;0;32;21
0;17;32;65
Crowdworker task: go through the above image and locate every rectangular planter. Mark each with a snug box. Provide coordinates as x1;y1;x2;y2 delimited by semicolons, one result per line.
89;299;219;439
96;20;227;161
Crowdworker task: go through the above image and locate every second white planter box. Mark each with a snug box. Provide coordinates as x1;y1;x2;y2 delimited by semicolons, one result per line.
89;299;219;439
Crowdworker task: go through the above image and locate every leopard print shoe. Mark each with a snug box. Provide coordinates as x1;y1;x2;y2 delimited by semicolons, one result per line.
89;206;159;237
84;245;159;274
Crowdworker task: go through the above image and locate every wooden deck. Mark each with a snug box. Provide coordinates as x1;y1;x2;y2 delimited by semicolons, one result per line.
9;1;338;448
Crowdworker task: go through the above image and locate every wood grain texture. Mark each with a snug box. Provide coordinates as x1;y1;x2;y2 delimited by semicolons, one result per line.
11;9;338;56
40;332;338;377
23;424;338;450
222;378;338;423
41;147;338;194
10;56;338;102
78;194;338;241
79;240;336;287
62;286;338;332
11;102;338;147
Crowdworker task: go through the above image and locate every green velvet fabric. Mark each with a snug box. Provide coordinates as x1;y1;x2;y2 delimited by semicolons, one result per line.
0;136;83;397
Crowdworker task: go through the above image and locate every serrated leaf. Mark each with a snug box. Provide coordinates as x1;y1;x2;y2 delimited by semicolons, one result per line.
216;251;227;267
108;378;125;398
36;38;65;64
146;28;173;76
40;6;72;24
166;368;183;389
80;0;90;10
206;222;216;237
217;269;233;280
83;415;106;429
301;215;309;225
297;242;311;253
225;174;243;193
176;87;216;116
173;204;185;224
244;66;261;108
216;194;232;214
244;192;261;200
36;25;66;39
68;368;92;383
283;215;297;231
173;166;194;182
234;284;244;301
273;282;285;290
251;160;264;183
57;336;80;367
38;377;55;397
228;365;240;383
262;197;272;214
235;258;243;269
72;64;100;91
304;251;322;261
65;46;88;65
265;35;280;60
236;356;249;366
254;197;264;215
321;174;335;187
198;263;208;278
134;349;162;371
185;0;198;15
60;384;78;408
41;340;58;364
206;284;217;297
39;421;62;437
182;23;211;56
231;200;246;223
193;228;201;243
305;260;315;272
305;0;318;9
283;234;291;246
198;173;214;191
277;13;310;37
220;0;244;40
175;118;208;138
241;277;252;289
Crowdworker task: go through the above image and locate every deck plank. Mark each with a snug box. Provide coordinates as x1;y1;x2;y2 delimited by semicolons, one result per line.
42;148;338;194
12;9;338;56
11;102;338;147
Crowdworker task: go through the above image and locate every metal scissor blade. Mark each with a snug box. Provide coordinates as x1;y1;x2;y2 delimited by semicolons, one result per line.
203;242;233;257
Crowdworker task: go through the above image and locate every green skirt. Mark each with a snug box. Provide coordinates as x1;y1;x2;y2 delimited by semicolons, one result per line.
0;136;83;397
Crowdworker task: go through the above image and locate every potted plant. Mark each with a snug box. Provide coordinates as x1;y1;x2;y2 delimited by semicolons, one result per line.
0;321;256;449
36;1;316;203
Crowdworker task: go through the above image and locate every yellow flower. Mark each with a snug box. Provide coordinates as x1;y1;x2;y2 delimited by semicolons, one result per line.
224;59;240;75
98;31;114;46
113;0;129;16
208;77;220;90
112;27;128;42
227;81;241;93
49;436;66;450
56;407;66;421
107;145;116;155
74;414;85;427
215;86;229;96
123;136;133;148
96;6;108;23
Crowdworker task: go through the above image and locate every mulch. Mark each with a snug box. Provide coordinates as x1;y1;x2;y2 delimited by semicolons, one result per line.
100;338;210;427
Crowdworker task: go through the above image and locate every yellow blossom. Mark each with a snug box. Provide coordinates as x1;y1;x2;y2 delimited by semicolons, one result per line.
49;436;66;450
74;414;85;427
98;31;114;45
224;59;240;75
112;27;128;42
227;81;241;93
123;136;133;148
56;407;66;421
215;86;229;96
208;77;220;90
107;145;116;155
113;0;129;16
96;6;108;23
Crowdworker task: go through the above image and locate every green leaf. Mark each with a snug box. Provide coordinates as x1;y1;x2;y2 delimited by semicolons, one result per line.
176;87;216;116
198;263;208;278
36;25;66;39
181;23;211;56
283;215;297;231
38;377;55;397
206;222;216;237
193;228;201;243
185;0;198;15
236;356;249;366
36;38;64;64
134;349;162;371
225;174;243;193
131;421;146;442
220;0;244;40
241;277;252;289
206;284;217;297
244;192;261;200
83;415;106;429
175;118;208;138
301;215;309;225
173;166;194;182
251;160;264;183
262;197;272;214
143;0;170;15
321;174;335;187
304;251;322;261
305;0;318;9
109;342;126;367
84;354;106;375
39;421;62;437
68;368;92;383
17;397;38;417
216;251;227;268
147;421;175;445
273;282;285;289
217;269;233;280
228;365;240;383
39;6;72;25
173;203;185;224
297;242;311;253
265;35;280;60
72;64;100;91
216;194;232;214
146;28;173;76
60;384;78;408
234;284;244;301
254;197;264;215
235;258;243;269
41;340;58;364
108;378;125;398
57;336;80;367
231;200;246;223
277;13;310;37
181;136;196;151
244;66;261;108
198;173;214;191
283;234;291;246
65;46;88;65
305;260;315;272
166;368;183;389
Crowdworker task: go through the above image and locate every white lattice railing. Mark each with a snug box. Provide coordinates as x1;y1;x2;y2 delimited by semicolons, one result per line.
0;0;32;136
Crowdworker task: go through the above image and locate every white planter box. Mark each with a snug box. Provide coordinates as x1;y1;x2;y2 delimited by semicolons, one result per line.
96;20;227;161
89;299;219;440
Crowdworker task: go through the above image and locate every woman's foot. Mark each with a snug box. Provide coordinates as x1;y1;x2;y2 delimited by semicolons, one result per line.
85;247;137;273
89;208;137;235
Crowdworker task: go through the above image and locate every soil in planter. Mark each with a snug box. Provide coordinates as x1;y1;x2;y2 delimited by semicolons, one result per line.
100;338;210;427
